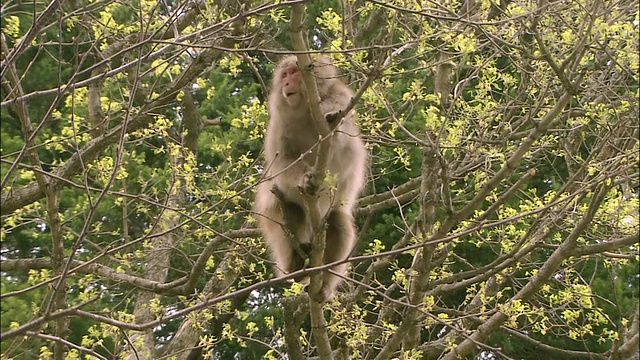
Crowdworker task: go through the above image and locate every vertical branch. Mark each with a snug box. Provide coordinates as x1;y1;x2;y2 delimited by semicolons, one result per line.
289;4;334;360
401;141;441;351
282;297;307;360
46;189;66;360
134;90;198;359
401;31;457;349
125;166;183;359
434;52;454;112
48;85;68;360
125;86;205;358
119;0;248;351
397;25;456;355
87;67;108;138
289;1;328;297
165;245;244;360
2;30;69;359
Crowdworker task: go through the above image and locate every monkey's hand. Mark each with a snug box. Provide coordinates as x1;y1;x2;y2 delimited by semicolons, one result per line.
324;110;343;125
300;172;317;195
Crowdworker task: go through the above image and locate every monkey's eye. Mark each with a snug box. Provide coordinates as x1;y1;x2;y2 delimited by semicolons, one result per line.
282;67;298;78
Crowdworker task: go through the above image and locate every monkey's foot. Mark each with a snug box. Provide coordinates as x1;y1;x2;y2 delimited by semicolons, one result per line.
325;110;343;124
299;242;312;256
304;284;335;303
301;172;317;195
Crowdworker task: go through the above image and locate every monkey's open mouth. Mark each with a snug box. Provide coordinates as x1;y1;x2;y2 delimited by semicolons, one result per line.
285;92;296;97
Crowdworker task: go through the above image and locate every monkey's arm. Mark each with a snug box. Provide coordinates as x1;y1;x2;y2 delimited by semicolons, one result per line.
268;151;316;199
320;83;353;126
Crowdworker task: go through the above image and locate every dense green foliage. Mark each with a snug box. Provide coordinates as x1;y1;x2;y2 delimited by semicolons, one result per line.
1;1;638;359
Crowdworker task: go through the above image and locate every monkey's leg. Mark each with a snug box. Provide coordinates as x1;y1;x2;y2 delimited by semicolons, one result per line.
269;186;313;272
319;209;357;301
279;200;312;273
260;215;295;278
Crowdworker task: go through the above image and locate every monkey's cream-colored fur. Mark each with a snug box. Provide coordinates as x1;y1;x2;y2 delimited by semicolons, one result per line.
254;56;368;301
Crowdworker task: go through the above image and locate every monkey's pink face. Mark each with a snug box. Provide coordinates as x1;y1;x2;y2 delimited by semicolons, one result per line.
280;66;303;107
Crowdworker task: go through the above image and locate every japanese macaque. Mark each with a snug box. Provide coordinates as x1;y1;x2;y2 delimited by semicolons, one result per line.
254;55;368;302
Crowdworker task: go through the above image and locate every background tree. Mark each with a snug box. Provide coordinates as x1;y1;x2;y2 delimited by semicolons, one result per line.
1;0;638;359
